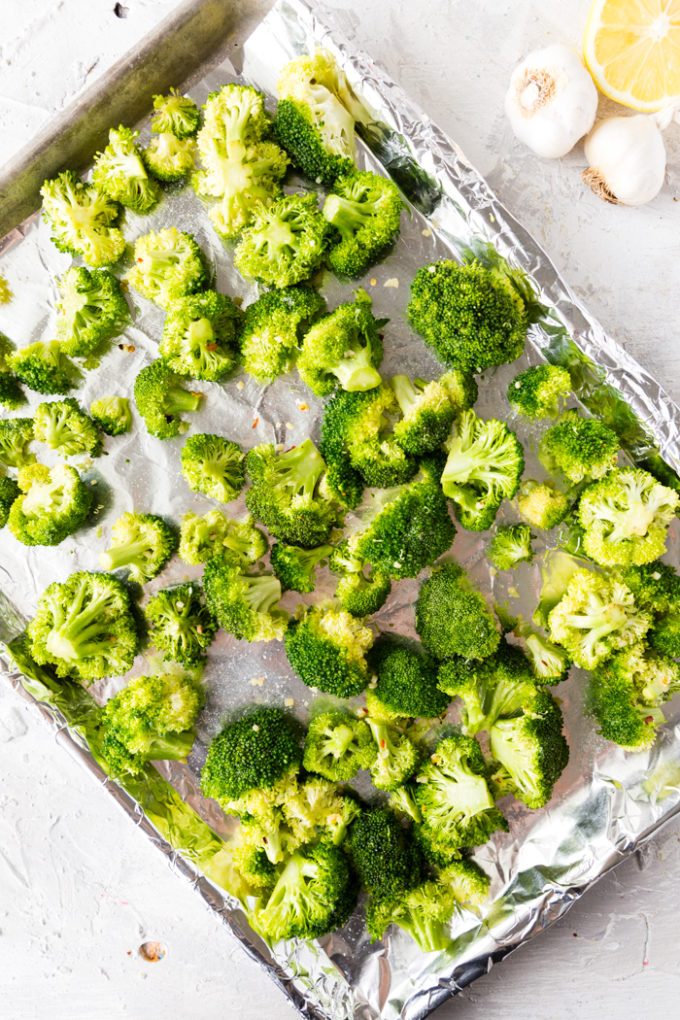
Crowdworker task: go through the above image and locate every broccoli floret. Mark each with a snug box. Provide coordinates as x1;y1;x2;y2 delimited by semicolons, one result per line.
99;511;178;583
159;290;241;381
540;411;619;484
366;718;420;792
297;288;383;396
125;228;206;308
488;523;534;570
408;259;530;373
27;570;139;682
0;370;25;410
90;396;132;436
238;286;325;384
178;510;267;566
145;581;217;667
303;707;376;781
323;169;403;276
230;828;277;892
55;266;129;359
98;668;203;776
517;479;570;530
133;360;204;439
193;84;288;240
143;131;195;182
329;540;392;616
40;170;125;267
416;562;500;661
441;409;524;531
33;398;101;456
437;640;538;734
391;372;474;456
0;476;20;528
275;50;357;186
203;553;287;642
577;468;679;567
270;541;333;593
588;641;680;751
346;808;424;899
8;462;93;546
180;433;244;503
547;568;652;669
92;125;160;213
151;89;201;137
0;418;35;469
245;438;338;548
9;341;78;395
507;364;572;419
367;636;449;720
234;193;329;289
513;620;571;684
284;603;374;697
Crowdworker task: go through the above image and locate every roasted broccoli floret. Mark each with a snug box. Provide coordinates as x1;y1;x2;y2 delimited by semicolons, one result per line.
151;89;201;137
540;411;619;484
577;468;679;567
92;125;160;212
27;570;139;682
618;564;680;659
303;707;376;781
40;170;125;267
297;288;383;396
143;131;195;182
99;511;178;583
0;418;35;469
238;285;325;383
159;290;241;381
234;192;330;289
517;479;570;530
408;258;531;373
125;228;206;308
0;335;24;410
8;462;93;546
33;398;101;456
133;360;204;439
178;510;267;566
507;364;572;419
180;433;245;503
9;341;78;395
328;540;392;617
0;476;20;528
145;581;217;666
441;409;524;531
89;395;132;436
245;438;338;548
284;602;374;697
367;636;449;720
323;169;403;276
275;50;357;186
487;523;534;570
513;620;571;684
54;266;129;359
270;541;333;593
346;808;424;899
366;718;420;792
547;568;652;669
203;553;287;642
416;562;500;661
98;668;203;776
230;828;277;892
391;371;476;456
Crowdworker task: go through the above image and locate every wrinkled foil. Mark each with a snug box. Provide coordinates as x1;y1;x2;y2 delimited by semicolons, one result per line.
2;1;680;1018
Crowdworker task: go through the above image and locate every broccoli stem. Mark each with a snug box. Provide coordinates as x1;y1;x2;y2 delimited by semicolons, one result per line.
277;441;325;498
322;723;359;760
406;911;448;954
100;535;155;571
323;193;380;238
331;347;382;392
165;385;203;415
391;375;420;417
145;730;196;762
241;575;282;614
45;582;119;663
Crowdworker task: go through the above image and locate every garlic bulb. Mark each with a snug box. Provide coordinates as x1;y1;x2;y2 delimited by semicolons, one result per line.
583;115;666;206
505;44;598;158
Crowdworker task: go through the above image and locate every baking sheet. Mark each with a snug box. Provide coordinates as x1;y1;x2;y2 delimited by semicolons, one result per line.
2;1;680;1018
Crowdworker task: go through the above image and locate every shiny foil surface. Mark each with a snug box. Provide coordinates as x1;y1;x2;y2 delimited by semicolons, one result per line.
2;2;680;1018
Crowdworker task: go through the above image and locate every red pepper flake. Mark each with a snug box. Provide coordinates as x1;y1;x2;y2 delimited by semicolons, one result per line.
137;257;143;262
644;715;654;724
196;625;204;634
296;400;308;411
205;342;219;352
379;739;386;750
252;417;259;429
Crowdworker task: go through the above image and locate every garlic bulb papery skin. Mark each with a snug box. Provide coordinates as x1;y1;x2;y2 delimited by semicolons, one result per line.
583;115;666;206
505;44;599;159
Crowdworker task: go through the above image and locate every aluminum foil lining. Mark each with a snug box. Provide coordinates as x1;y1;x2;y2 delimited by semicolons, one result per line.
3;1;680;1018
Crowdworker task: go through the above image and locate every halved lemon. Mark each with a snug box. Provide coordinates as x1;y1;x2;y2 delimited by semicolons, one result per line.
583;0;680;111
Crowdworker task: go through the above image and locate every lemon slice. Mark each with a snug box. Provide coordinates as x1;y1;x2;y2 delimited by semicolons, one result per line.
583;0;680;111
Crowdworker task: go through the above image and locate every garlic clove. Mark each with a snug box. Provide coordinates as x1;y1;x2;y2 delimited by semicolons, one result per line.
505;44;599;159
583;115;667;206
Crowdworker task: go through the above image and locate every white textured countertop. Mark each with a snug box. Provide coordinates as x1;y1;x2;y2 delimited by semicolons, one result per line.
2;2;680;1018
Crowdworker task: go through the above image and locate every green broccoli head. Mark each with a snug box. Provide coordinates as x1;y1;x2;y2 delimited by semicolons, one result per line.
27;570;139;682
0;417;35;469
368;635;449;720
297;288;384;396
151;89;201;137
202;553;287;642
488;523;534;571
90;396;132;436
178;510;267;566
303;707;376;781
284;602;374;697
366;718;420;791
649;613;680;658
133;360;204;439
517;479;570;530
441;410;524;531
514;621;571;684
0;369;25;410
329;539;392;616
234;192;330;289
8;462;93;546
507;364;572;419
270;541;333;593
92;125;160;213
180;433;245;503
159;290;241;381
125;228;206;308
55;266;129;358
33;398;101;456
40;170;125;267
0;476;20;528
323;169;403;276
619;561;680;613
346;807;424;899
145;581;217;667
8;341;79;395
230;827;277;892
488;690;569;808
391;373;469;457
238;285;325;384
99;511;178;583
540;411;619;484
577;468;679;567
143;132;195;182
416;562;500;661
